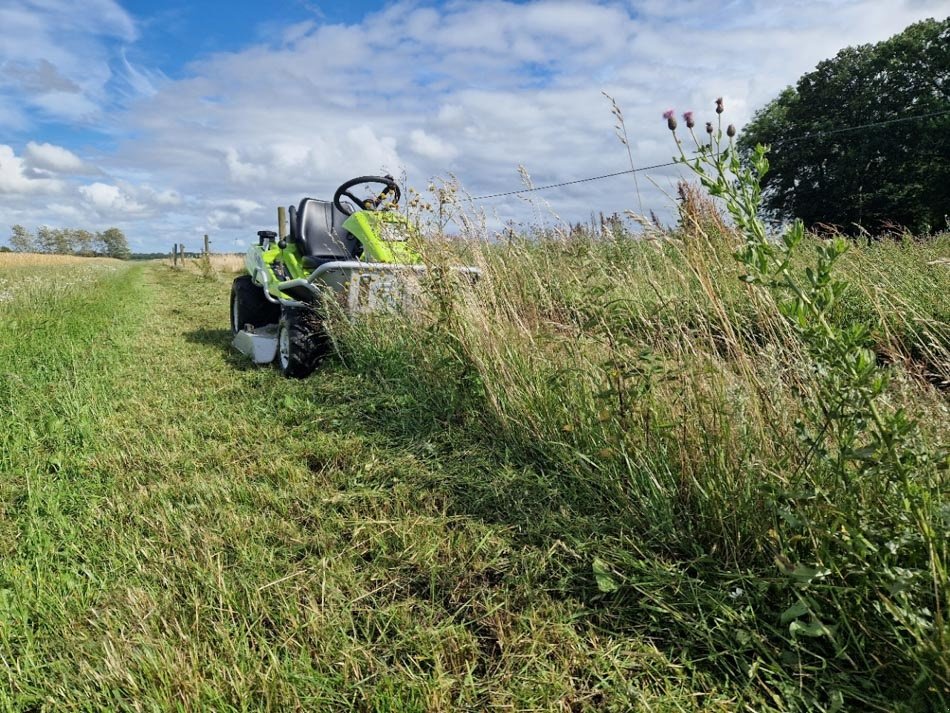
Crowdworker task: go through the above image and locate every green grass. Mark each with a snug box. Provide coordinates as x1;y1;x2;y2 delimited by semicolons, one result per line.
333;224;950;711
0;226;947;711
0;263;725;711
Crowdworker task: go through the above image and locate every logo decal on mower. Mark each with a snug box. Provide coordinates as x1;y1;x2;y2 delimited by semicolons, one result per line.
348;273;405;313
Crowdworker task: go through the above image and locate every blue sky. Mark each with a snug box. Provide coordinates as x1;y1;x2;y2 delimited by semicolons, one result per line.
0;0;945;252
121;1;386;75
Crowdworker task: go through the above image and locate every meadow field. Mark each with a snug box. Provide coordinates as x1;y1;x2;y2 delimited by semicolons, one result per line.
0;215;947;710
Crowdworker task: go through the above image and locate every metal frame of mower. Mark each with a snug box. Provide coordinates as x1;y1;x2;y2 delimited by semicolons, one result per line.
230;175;479;377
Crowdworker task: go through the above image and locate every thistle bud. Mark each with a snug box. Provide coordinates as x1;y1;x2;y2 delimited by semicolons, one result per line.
683;111;695;129
726;124;736;138
715;97;724;114
705;121;713;135
663;109;677;131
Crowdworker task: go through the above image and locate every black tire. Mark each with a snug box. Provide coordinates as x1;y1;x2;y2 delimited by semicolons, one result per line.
230;275;279;334
276;306;328;378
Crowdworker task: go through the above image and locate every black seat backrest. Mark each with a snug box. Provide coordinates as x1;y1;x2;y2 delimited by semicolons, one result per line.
296;198;359;262
288;205;299;243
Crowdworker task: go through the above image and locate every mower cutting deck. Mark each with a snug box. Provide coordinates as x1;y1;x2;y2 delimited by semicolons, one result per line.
230;175;478;377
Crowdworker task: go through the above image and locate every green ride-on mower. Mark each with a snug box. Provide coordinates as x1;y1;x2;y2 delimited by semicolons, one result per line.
229;175;478;377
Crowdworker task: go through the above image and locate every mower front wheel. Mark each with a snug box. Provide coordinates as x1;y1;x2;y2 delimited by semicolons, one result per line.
276;306;328;378
231;275;279;334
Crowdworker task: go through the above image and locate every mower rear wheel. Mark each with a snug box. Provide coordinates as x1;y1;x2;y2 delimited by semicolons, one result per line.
276;306;328;378
230;275;279;334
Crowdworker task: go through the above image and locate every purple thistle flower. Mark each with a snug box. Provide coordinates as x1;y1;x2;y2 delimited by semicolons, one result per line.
715;97;724;114
662;109;677;131
683;111;695;129
726;124;736;138
705;121;714;135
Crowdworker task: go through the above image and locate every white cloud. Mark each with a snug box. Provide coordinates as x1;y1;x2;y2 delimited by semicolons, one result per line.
4;0;947;250
220;199;261;214
151;188;182;206
0;144;63;194
0;0;139;125
79;182;147;216
48;202;83;220
409;130;459;161
207;198;263;231
224;148;260;184
24;142;86;173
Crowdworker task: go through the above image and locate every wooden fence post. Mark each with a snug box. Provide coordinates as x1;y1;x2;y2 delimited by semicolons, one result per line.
172;244;178;267
204;234;210;256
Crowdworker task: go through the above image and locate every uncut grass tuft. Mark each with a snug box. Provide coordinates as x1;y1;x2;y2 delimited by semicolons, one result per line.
332;187;949;711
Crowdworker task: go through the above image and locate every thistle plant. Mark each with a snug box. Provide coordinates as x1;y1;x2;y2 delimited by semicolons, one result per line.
666;100;942;483
665;99;948;705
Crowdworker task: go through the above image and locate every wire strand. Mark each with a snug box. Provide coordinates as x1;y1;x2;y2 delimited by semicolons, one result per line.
468;108;950;201
771;108;950;146
470;162;678;201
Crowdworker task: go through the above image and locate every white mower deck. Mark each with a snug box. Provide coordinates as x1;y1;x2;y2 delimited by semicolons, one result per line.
232;324;279;364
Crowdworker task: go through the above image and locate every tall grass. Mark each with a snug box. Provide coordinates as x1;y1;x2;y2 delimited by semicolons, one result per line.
331;187;949;709
0;252;120;267
168;252;245;278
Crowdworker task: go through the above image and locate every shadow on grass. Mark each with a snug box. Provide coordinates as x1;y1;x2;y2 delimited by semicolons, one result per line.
183;328;263;371
296;372;795;705
184;327;232;348
183;327;348;375
304;368;626;557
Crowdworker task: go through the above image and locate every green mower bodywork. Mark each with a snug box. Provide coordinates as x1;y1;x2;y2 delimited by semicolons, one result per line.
229;175;477;377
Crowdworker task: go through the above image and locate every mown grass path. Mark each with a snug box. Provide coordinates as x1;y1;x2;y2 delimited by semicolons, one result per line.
0;264;725;712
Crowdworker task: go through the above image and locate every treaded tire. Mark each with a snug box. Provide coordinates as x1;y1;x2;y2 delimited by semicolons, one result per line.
276;306;328;378
231;275;279;334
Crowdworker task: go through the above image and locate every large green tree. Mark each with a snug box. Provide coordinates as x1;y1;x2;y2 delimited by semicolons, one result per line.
739;18;949;235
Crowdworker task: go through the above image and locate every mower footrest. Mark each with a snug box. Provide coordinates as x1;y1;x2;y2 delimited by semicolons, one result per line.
232;325;278;364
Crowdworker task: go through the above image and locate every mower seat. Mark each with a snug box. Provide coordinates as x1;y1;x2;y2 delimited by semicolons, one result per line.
294;198;360;270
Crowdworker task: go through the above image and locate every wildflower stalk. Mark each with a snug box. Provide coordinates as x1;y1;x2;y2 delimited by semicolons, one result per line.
603;92;644;215
665;102;947;699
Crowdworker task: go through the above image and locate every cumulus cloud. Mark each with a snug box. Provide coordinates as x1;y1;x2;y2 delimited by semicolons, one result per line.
4;0;947;250
409;130;459;161
106;0;944;249
47;202;83;220
24;142;87;173
0;144;63;194
79;182;147;216
207;198;264;231
150;188;182;206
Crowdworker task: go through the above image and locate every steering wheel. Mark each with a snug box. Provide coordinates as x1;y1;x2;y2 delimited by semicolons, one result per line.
333;175;401;215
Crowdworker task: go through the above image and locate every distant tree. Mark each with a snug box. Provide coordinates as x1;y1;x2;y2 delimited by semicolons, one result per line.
739;18;950;235
35;225;57;254
0;245;11;253
52;228;72;255
99;227;131;259
9;224;35;252
71;229;95;256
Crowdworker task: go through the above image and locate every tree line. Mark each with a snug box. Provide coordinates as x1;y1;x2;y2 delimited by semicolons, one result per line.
4;224;131;259
738;17;948;236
